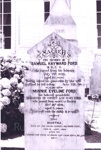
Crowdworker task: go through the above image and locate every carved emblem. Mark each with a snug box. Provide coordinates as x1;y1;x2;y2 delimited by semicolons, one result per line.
37;36;71;60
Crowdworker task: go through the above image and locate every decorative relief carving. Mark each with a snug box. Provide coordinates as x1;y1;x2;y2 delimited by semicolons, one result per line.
37;35;71;60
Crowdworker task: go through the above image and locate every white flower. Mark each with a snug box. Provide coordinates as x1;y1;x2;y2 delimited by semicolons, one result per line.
0;123;7;133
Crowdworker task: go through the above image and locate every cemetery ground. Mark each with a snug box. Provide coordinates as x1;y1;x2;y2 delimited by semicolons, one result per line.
85;98;101;149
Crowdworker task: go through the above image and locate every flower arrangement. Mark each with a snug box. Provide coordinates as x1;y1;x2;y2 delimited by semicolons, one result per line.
0;56;30;139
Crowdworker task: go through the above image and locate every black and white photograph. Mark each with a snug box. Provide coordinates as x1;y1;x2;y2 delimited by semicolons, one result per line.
1;0;101;150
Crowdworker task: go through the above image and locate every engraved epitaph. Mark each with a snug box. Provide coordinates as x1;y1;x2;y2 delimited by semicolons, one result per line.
25;33;85;150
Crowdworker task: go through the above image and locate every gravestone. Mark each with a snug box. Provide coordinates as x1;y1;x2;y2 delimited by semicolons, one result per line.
25;33;85;150
90;55;101;94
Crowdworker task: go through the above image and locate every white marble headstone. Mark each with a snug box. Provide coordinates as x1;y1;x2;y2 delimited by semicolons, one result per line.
25;33;85;150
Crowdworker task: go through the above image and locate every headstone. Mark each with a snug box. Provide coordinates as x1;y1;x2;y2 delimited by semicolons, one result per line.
90;55;101;94
25;33;85;150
